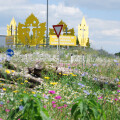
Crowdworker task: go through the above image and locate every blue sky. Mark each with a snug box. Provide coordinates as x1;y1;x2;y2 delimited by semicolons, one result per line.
0;0;120;54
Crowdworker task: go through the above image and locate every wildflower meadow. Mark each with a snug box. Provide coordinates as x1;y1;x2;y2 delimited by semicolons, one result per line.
0;47;120;120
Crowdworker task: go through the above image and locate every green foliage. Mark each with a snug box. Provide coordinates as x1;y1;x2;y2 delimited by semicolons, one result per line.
7;93;51;120
115;52;120;57
0;47;8;53
71;96;106;120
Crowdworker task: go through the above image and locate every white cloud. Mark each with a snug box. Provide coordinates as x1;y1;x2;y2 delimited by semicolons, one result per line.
0;0;28;6
64;0;120;10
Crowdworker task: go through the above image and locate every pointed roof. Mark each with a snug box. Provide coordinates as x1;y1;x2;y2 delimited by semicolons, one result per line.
10;17;16;26
81;16;87;26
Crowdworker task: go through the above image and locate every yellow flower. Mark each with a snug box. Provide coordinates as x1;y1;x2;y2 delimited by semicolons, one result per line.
72;74;77;77
1;84;4;86
3;88;6;91
11;70;15;73
50;82;58;85
21;83;24;85
44;77;50;79
5;69;11;74
13;90;18;93
118;82;120;85
59;73;61;75
20;99;23;102
23;91;26;93
25;80;28;83
32;91;35;94
63;74;68;76
70;73;73;74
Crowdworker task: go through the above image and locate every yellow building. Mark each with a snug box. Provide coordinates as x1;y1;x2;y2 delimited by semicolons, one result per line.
7;17;18;45
78;16;89;47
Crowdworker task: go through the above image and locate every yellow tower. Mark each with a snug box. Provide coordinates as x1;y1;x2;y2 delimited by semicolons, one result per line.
7;17;18;45
78;16;89;47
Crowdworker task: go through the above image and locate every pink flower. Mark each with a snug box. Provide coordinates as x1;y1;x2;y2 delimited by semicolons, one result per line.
5;109;10;112
48;90;55;94
98;97;103;99
0;105;3;107
53;104;57;108
44;105;46;108
52;101;56;104
7;100;10;103
18;119;21;120
117;90;120;93
57;106;62;109
114;98;118;101
55;96;61;100
0;118;3;120
64;104;67;108
118;85;120;87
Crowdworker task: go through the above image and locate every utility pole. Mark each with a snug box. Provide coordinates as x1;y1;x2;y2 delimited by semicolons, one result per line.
46;0;49;47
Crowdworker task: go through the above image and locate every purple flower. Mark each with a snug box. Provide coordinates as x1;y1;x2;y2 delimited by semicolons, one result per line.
81;73;85;77
33;94;37;97
0;64;2;68
55;96;62;100
78;83;85;87
48;90;55;94
116;63;119;66
19;105;24;111
0;101;4;105
83;90;90;95
44;95;49;99
93;64;97;67
68;66;71;69
115;78;119;82
114;60;117;63
94;78;98;81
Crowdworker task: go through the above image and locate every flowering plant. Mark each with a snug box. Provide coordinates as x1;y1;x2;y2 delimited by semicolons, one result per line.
7;93;51;120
